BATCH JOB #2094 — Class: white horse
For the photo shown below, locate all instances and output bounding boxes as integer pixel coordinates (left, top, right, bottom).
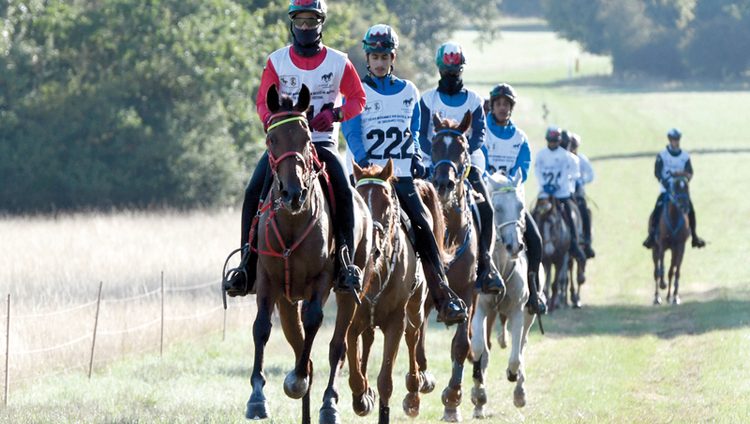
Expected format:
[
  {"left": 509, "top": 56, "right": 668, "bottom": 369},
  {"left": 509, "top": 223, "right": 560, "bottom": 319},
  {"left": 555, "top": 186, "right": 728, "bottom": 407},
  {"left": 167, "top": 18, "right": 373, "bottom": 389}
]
[{"left": 470, "top": 172, "right": 540, "bottom": 416}]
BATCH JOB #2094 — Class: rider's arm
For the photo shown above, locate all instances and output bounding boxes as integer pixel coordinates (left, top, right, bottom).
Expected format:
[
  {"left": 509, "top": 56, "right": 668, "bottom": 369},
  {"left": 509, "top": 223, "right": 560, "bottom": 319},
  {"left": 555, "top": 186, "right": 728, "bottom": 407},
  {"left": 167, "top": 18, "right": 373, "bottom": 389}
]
[
  {"left": 418, "top": 98, "right": 432, "bottom": 157},
  {"left": 511, "top": 141, "right": 531, "bottom": 182},
  {"left": 654, "top": 155, "right": 664, "bottom": 181},
  {"left": 410, "top": 99, "right": 422, "bottom": 156},
  {"left": 579, "top": 154, "right": 595, "bottom": 184},
  {"left": 341, "top": 111, "right": 367, "bottom": 164},
  {"left": 255, "top": 58, "right": 281, "bottom": 125},
  {"left": 684, "top": 158, "right": 694, "bottom": 180},
  {"left": 339, "top": 61, "right": 366, "bottom": 121},
  {"left": 467, "top": 104, "right": 486, "bottom": 154}
]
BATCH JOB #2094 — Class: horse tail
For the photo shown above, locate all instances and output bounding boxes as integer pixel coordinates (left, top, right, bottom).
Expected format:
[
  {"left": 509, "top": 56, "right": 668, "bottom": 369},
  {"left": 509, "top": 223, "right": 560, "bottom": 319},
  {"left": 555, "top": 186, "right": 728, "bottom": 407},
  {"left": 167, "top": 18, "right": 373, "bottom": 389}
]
[{"left": 416, "top": 180, "right": 455, "bottom": 264}]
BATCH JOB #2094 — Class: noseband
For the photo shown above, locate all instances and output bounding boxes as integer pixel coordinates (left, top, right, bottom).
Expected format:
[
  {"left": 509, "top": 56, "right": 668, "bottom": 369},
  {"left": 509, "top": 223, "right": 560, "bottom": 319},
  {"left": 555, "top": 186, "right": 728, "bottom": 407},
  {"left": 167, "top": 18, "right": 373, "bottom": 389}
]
[{"left": 265, "top": 111, "right": 317, "bottom": 179}]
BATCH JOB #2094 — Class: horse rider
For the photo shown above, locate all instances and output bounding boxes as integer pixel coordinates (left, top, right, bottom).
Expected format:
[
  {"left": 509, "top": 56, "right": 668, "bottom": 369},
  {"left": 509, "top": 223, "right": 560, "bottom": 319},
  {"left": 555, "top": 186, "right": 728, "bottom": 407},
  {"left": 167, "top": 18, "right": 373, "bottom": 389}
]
[
  {"left": 224, "top": 0, "right": 367, "bottom": 297},
  {"left": 535, "top": 127, "right": 587, "bottom": 261},
  {"left": 481, "top": 83, "right": 547, "bottom": 315},
  {"left": 643, "top": 128, "right": 706, "bottom": 249},
  {"left": 341, "top": 24, "right": 467, "bottom": 325},
  {"left": 566, "top": 132, "right": 596, "bottom": 259},
  {"left": 417, "top": 42, "right": 505, "bottom": 296}
]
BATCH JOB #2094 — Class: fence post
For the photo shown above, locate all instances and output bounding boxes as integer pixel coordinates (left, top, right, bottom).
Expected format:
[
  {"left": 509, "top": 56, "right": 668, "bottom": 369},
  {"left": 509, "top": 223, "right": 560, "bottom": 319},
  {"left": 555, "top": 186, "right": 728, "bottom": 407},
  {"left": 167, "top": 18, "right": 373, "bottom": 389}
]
[
  {"left": 160, "top": 271, "right": 164, "bottom": 357},
  {"left": 4, "top": 294, "right": 10, "bottom": 407},
  {"left": 88, "top": 282, "right": 103, "bottom": 379}
]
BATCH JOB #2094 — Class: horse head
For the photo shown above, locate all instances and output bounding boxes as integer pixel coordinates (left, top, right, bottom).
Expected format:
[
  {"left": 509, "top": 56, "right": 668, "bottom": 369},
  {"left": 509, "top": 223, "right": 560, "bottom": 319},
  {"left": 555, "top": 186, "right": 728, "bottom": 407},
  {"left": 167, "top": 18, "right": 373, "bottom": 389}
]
[
  {"left": 353, "top": 159, "right": 396, "bottom": 262},
  {"left": 487, "top": 171, "right": 526, "bottom": 258},
  {"left": 668, "top": 176, "right": 690, "bottom": 214},
  {"left": 430, "top": 111, "right": 472, "bottom": 202},
  {"left": 265, "top": 84, "right": 315, "bottom": 214}
]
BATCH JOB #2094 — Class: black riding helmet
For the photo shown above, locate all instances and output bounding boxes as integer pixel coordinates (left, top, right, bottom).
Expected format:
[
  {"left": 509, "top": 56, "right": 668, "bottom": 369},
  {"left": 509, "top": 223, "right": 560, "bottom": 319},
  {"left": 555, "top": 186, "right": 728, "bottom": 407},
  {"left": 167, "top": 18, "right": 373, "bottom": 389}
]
[
  {"left": 545, "top": 126, "right": 562, "bottom": 143},
  {"left": 560, "top": 129, "right": 571, "bottom": 149},
  {"left": 489, "top": 83, "right": 517, "bottom": 107}
]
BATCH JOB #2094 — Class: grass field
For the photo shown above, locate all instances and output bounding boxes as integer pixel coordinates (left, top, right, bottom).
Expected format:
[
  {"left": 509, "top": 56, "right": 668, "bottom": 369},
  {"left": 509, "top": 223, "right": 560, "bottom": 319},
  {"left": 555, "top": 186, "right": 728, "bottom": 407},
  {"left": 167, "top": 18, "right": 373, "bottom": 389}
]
[{"left": 3, "top": 19, "right": 750, "bottom": 423}]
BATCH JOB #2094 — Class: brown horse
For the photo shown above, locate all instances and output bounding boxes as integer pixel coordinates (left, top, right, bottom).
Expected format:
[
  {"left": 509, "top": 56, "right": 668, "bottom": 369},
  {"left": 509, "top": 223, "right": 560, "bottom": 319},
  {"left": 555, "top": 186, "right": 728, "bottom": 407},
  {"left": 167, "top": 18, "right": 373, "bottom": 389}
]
[
  {"left": 418, "top": 110, "right": 478, "bottom": 422},
  {"left": 651, "top": 176, "right": 690, "bottom": 305},
  {"left": 347, "top": 160, "right": 443, "bottom": 424},
  {"left": 245, "top": 84, "right": 372, "bottom": 424}
]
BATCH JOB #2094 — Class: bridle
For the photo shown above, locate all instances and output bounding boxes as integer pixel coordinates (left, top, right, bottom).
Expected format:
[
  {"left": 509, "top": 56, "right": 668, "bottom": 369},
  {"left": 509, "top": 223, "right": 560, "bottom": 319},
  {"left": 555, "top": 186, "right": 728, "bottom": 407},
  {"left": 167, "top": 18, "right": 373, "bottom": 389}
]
[
  {"left": 265, "top": 111, "right": 322, "bottom": 198},
  {"left": 492, "top": 185, "right": 526, "bottom": 242}
]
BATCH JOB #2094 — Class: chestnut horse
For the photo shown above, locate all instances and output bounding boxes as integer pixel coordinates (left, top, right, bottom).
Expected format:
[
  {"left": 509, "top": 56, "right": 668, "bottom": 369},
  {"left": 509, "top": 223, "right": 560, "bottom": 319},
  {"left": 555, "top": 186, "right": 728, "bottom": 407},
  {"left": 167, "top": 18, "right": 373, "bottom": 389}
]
[
  {"left": 418, "top": 111, "right": 478, "bottom": 422},
  {"left": 651, "top": 176, "right": 690, "bottom": 305},
  {"left": 245, "top": 84, "right": 372, "bottom": 424},
  {"left": 347, "top": 160, "right": 443, "bottom": 423}
]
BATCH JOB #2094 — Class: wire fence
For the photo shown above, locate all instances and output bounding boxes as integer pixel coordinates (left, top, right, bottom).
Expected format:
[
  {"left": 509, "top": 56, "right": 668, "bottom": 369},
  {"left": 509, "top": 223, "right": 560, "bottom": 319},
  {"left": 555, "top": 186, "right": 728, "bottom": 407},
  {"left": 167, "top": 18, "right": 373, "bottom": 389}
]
[{"left": 1, "top": 272, "right": 255, "bottom": 407}]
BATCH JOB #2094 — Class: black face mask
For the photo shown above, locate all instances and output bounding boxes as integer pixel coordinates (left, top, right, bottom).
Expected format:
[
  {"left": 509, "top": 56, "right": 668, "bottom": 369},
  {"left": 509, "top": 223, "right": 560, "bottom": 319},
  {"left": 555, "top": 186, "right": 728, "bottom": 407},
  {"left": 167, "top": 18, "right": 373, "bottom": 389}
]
[
  {"left": 291, "top": 23, "right": 322, "bottom": 57},
  {"left": 438, "top": 73, "right": 464, "bottom": 95}
]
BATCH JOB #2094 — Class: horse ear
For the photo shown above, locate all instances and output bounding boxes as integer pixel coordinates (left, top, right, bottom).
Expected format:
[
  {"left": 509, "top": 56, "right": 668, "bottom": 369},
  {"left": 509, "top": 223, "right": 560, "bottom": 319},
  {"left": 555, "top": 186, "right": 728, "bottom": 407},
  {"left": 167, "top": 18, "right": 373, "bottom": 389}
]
[
  {"left": 295, "top": 84, "right": 311, "bottom": 113},
  {"left": 381, "top": 159, "right": 394, "bottom": 180},
  {"left": 458, "top": 110, "right": 472, "bottom": 135},
  {"left": 352, "top": 160, "right": 363, "bottom": 182},
  {"left": 432, "top": 112, "right": 443, "bottom": 132},
  {"left": 267, "top": 85, "right": 280, "bottom": 114}
]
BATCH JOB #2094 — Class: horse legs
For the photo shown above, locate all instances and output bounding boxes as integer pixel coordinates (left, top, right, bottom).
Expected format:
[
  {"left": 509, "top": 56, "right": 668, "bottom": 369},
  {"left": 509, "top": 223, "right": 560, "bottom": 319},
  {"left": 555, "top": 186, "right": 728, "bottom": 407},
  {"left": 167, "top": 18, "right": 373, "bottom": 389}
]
[
  {"left": 653, "top": 247, "right": 664, "bottom": 305},
  {"left": 276, "top": 298, "right": 308, "bottom": 420},
  {"left": 506, "top": 307, "right": 527, "bottom": 408},
  {"left": 496, "top": 313, "right": 508, "bottom": 350},
  {"left": 347, "top": 321, "right": 375, "bottom": 417},
  {"left": 403, "top": 285, "right": 426, "bottom": 417},
  {"left": 415, "top": 300, "right": 436, "bottom": 394},
  {"left": 671, "top": 244, "right": 685, "bottom": 305},
  {"left": 246, "top": 288, "right": 274, "bottom": 420},
  {"left": 542, "top": 262, "right": 553, "bottom": 311},
  {"left": 442, "top": 315, "right": 471, "bottom": 422},
  {"left": 319, "top": 292, "right": 357, "bottom": 424},
  {"left": 376, "top": 317, "right": 406, "bottom": 424},
  {"left": 470, "top": 295, "right": 491, "bottom": 419}
]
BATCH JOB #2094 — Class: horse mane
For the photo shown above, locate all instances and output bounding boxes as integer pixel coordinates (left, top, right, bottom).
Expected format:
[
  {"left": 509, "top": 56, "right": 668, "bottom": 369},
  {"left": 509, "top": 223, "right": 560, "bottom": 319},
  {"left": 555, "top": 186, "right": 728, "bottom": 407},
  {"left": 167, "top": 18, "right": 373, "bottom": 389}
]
[
  {"left": 416, "top": 180, "right": 455, "bottom": 262},
  {"left": 277, "top": 95, "right": 295, "bottom": 112},
  {"left": 435, "top": 116, "right": 461, "bottom": 131}
]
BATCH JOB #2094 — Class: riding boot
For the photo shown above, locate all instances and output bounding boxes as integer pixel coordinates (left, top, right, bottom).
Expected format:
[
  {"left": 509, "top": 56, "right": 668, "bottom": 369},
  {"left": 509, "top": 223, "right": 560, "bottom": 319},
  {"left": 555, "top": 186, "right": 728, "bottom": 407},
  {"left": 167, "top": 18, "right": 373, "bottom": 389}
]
[
  {"left": 643, "top": 197, "right": 663, "bottom": 249},
  {"left": 688, "top": 202, "right": 706, "bottom": 248},
  {"left": 314, "top": 144, "right": 363, "bottom": 292},
  {"left": 561, "top": 199, "right": 586, "bottom": 261},
  {"left": 523, "top": 212, "right": 546, "bottom": 314},
  {"left": 576, "top": 196, "right": 595, "bottom": 258},
  {"left": 468, "top": 167, "right": 505, "bottom": 296},
  {"left": 526, "top": 271, "right": 547, "bottom": 315},
  {"left": 393, "top": 180, "right": 467, "bottom": 325},
  {"left": 224, "top": 153, "right": 271, "bottom": 297}
]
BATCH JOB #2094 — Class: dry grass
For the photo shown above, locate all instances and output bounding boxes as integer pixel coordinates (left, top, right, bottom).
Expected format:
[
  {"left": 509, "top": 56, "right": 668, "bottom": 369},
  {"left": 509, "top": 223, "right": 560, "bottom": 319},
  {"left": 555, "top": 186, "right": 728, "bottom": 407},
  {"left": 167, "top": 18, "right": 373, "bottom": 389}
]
[{"left": 0, "top": 208, "right": 255, "bottom": 386}]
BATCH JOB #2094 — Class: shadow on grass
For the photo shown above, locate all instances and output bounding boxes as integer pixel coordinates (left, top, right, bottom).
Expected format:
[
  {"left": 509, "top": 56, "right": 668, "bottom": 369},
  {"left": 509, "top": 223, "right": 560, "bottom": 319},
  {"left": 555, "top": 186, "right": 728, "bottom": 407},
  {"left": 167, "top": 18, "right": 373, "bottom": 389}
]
[{"left": 541, "top": 287, "right": 750, "bottom": 339}]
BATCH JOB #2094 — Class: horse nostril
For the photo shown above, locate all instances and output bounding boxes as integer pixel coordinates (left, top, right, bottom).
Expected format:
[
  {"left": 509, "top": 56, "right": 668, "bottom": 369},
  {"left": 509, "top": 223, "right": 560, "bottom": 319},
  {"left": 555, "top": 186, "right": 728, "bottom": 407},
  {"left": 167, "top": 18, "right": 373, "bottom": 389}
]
[
  {"left": 281, "top": 190, "right": 291, "bottom": 202},
  {"left": 506, "top": 243, "right": 513, "bottom": 252},
  {"left": 448, "top": 181, "right": 456, "bottom": 191}
]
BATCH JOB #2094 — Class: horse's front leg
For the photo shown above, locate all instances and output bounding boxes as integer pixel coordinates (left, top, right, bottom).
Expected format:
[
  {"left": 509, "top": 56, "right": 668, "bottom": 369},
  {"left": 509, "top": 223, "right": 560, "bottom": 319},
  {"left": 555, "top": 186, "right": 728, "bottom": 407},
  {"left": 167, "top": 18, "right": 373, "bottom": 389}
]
[
  {"left": 347, "top": 321, "right": 373, "bottom": 417},
  {"left": 403, "top": 284, "right": 426, "bottom": 418},
  {"left": 507, "top": 307, "right": 527, "bottom": 408},
  {"left": 246, "top": 277, "right": 275, "bottom": 420},
  {"left": 320, "top": 291, "right": 357, "bottom": 424},
  {"left": 416, "top": 298, "right": 436, "bottom": 395},
  {"left": 470, "top": 295, "right": 491, "bottom": 419},
  {"left": 652, "top": 246, "right": 663, "bottom": 305},
  {"left": 442, "top": 306, "right": 471, "bottom": 422},
  {"left": 377, "top": 314, "right": 406, "bottom": 424},
  {"left": 671, "top": 244, "right": 685, "bottom": 305}
]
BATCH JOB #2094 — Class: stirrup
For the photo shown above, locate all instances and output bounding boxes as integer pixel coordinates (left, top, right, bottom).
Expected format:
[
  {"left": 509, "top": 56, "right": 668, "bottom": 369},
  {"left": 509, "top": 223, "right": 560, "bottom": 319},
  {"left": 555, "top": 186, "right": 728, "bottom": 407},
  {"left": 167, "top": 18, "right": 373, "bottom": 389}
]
[
  {"left": 526, "top": 292, "right": 547, "bottom": 315},
  {"left": 436, "top": 297, "right": 467, "bottom": 326},
  {"left": 222, "top": 244, "right": 253, "bottom": 306}
]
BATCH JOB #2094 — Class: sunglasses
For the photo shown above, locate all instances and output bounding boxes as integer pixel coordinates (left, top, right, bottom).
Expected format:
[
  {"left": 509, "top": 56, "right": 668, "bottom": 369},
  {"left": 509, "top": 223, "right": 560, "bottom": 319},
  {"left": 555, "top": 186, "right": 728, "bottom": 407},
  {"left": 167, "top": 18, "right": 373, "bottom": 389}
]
[{"left": 292, "top": 17, "right": 322, "bottom": 28}]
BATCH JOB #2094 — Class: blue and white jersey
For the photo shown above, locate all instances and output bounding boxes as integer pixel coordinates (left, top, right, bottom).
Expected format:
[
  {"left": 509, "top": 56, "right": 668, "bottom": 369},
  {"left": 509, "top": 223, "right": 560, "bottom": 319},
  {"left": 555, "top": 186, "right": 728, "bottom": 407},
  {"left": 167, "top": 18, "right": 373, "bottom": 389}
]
[
  {"left": 342, "top": 75, "right": 421, "bottom": 177},
  {"left": 535, "top": 146, "right": 580, "bottom": 199},
  {"left": 482, "top": 117, "right": 531, "bottom": 182},
  {"left": 656, "top": 147, "right": 690, "bottom": 193},
  {"left": 575, "top": 152, "right": 595, "bottom": 196},
  {"left": 418, "top": 88, "right": 486, "bottom": 170}
]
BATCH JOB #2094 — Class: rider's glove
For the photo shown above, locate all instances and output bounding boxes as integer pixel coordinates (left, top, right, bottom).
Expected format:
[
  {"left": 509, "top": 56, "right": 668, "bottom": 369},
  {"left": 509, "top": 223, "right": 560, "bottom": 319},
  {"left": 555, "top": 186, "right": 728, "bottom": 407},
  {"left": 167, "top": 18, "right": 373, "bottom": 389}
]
[
  {"left": 411, "top": 154, "right": 427, "bottom": 179},
  {"left": 310, "top": 106, "right": 342, "bottom": 132}
]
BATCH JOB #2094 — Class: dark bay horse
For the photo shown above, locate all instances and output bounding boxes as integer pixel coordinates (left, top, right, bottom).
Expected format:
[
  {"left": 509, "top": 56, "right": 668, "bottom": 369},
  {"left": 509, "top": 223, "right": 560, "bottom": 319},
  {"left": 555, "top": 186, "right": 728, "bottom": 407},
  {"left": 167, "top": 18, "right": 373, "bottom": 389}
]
[
  {"left": 347, "top": 160, "right": 443, "bottom": 424},
  {"left": 245, "top": 84, "right": 372, "bottom": 424},
  {"left": 651, "top": 176, "right": 690, "bottom": 305},
  {"left": 531, "top": 196, "right": 586, "bottom": 312},
  {"left": 420, "top": 111, "right": 478, "bottom": 422}
]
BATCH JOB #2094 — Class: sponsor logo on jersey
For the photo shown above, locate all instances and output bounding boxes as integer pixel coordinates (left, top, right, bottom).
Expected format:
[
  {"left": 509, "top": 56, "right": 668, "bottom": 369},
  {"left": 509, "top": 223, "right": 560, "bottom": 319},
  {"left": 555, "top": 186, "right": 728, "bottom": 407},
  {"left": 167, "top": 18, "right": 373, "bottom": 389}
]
[
  {"left": 280, "top": 75, "right": 299, "bottom": 89},
  {"left": 321, "top": 72, "right": 334, "bottom": 84}
]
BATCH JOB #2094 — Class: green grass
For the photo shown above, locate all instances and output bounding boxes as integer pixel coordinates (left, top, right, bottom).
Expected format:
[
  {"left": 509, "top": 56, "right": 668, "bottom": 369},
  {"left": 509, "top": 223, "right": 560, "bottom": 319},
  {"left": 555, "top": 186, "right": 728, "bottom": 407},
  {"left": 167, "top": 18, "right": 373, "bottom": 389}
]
[{"left": 4, "top": 23, "right": 750, "bottom": 423}]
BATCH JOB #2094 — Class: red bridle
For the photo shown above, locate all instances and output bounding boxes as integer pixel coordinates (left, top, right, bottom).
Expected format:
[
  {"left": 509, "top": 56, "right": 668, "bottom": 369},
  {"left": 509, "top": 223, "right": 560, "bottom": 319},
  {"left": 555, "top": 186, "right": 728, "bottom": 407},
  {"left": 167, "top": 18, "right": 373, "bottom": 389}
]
[{"left": 265, "top": 111, "right": 317, "bottom": 176}]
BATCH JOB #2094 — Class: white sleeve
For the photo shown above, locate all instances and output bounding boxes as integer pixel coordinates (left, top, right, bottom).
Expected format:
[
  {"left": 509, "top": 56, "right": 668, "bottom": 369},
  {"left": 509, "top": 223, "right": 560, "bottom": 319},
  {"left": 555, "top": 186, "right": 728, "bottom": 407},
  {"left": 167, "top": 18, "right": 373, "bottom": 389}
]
[{"left": 579, "top": 154, "right": 595, "bottom": 184}]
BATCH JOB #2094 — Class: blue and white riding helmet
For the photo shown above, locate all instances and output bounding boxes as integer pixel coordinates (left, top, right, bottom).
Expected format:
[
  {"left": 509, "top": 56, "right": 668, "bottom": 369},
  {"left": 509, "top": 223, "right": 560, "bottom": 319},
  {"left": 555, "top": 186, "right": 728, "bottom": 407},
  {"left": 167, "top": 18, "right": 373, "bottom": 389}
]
[{"left": 667, "top": 128, "right": 682, "bottom": 140}]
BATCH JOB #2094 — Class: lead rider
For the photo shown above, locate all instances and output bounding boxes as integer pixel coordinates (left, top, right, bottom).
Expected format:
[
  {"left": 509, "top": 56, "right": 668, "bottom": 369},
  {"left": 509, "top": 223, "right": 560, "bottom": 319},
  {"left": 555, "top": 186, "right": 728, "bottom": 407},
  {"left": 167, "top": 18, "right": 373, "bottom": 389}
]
[
  {"left": 224, "top": 0, "right": 367, "bottom": 297},
  {"left": 342, "top": 24, "right": 467, "bottom": 325}
]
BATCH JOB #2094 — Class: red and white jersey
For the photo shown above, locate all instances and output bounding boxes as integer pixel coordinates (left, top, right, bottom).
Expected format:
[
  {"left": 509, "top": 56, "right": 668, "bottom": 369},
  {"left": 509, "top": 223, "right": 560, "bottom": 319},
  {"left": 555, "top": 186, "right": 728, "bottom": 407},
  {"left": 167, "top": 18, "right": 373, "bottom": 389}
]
[{"left": 268, "top": 46, "right": 349, "bottom": 143}]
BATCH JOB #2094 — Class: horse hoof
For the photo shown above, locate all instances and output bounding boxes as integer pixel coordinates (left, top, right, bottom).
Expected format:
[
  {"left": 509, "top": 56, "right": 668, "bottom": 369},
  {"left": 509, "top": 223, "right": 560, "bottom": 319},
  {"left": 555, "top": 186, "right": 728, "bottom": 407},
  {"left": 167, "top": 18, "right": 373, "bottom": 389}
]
[
  {"left": 653, "top": 297, "right": 662, "bottom": 305},
  {"left": 319, "top": 402, "right": 341, "bottom": 424},
  {"left": 513, "top": 386, "right": 526, "bottom": 408},
  {"left": 283, "top": 371, "right": 309, "bottom": 399},
  {"left": 352, "top": 387, "right": 376, "bottom": 417},
  {"left": 403, "top": 392, "right": 420, "bottom": 417},
  {"left": 419, "top": 371, "right": 436, "bottom": 394},
  {"left": 498, "top": 336, "right": 507, "bottom": 350},
  {"left": 573, "top": 301, "right": 582, "bottom": 309},
  {"left": 442, "top": 407, "right": 462, "bottom": 422},
  {"left": 506, "top": 368, "right": 518, "bottom": 383},
  {"left": 470, "top": 386, "right": 487, "bottom": 407},
  {"left": 473, "top": 406, "right": 487, "bottom": 419},
  {"left": 672, "top": 295, "right": 681, "bottom": 305},
  {"left": 245, "top": 400, "right": 269, "bottom": 420}
]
